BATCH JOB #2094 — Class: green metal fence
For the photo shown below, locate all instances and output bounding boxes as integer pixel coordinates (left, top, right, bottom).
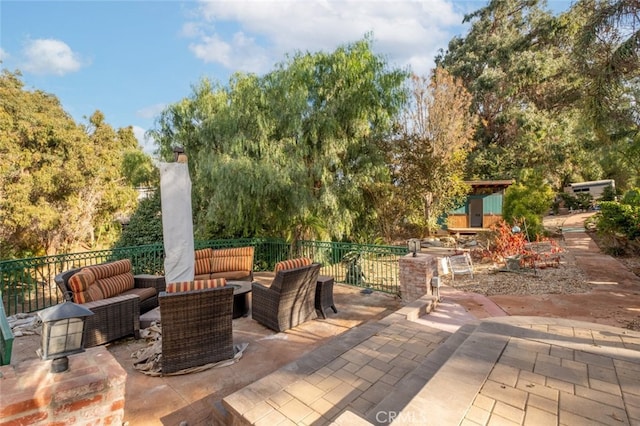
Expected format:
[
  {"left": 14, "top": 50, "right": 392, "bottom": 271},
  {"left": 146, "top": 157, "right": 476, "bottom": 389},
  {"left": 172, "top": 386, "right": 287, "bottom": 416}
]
[{"left": 0, "top": 239, "right": 407, "bottom": 316}]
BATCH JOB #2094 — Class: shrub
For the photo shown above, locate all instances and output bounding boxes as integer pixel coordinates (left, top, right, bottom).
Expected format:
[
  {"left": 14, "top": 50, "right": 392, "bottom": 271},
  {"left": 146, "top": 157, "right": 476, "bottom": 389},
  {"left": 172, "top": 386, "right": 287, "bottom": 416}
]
[
  {"left": 596, "top": 201, "right": 640, "bottom": 240},
  {"left": 592, "top": 188, "right": 640, "bottom": 256},
  {"left": 503, "top": 171, "right": 555, "bottom": 239},
  {"left": 559, "top": 192, "right": 592, "bottom": 211},
  {"left": 113, "top": 190, "right": 163, "bottom": 248}
]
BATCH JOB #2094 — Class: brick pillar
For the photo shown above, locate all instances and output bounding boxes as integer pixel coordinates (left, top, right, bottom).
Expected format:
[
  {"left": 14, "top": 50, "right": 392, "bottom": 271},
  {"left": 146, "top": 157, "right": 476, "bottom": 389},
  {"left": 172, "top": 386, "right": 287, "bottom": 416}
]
[
  {"left": 399, "top": 253, "right": 438, "bottom": 304},
  {"left": 0, "top": 346, "right": 126, "bottom": 425}
]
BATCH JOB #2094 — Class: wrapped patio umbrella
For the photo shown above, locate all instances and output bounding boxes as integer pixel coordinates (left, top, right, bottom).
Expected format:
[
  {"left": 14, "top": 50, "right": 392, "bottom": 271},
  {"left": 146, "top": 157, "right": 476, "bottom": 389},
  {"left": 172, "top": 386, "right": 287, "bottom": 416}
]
[{"left": 159, "top": 148, "right": 195, "bottom": 284}]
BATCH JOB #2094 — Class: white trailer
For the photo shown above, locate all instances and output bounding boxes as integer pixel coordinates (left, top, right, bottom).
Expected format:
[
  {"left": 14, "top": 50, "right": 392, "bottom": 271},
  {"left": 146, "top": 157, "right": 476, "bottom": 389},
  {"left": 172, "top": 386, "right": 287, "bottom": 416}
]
[{"left": 565, "top": 179, "right": 615, "bottom": 199}]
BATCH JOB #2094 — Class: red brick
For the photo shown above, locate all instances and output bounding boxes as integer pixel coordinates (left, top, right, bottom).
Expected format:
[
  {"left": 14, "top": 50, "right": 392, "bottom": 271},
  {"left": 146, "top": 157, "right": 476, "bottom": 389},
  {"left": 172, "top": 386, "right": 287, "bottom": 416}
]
[
  {"left": 54, "top": 394, "right": 103, "bottom": 417},
  {"left": 103, "top": 413, "right": 124, "bottom": 425},
  {"left": 0, "top": 410, "right": 48, "bottom": 426},
  {"left": 48, "top": 421, "right": 75, "bottom": 426},
  {"left": 52, "top": 373, "right": 106, "bottom": 403},
  {"left": 110, "top": 399, "right": 125, "bottom": 411},
  {"left": 0, "top": 388, "right": 52, "bottom": 417}
]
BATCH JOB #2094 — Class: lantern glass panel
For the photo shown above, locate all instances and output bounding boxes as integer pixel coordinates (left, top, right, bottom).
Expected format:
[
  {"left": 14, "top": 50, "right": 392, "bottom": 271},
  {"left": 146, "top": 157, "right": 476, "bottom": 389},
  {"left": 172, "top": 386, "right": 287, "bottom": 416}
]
[{"left": 47, "top": 318, "right": 84, "bottom": 356}]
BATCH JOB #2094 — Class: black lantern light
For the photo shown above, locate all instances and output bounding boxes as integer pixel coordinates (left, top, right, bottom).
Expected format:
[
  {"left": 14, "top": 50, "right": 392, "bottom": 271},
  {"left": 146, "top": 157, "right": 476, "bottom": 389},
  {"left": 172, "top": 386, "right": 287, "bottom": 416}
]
[
  {"left": 37, "top": 301, "right": 94, "bottom": 373},
  {"left": 407, "top": 239, "right": 420, "bottom": 257}
]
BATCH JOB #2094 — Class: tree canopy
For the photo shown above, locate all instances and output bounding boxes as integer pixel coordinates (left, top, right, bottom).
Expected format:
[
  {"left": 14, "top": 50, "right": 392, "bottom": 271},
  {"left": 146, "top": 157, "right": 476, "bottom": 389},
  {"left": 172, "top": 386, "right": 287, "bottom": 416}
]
[
  {"left": 150, "top": 37, "right": 408, "bottom": 242},
  {"left": 0, "top": 70, "right": 153, "bottom": 258},
  {"left": 390, "top": 68, "right": 477, "bottom": 236},
  {"left": 3, "top": 0, "right": 639, "bottom": 253},
  {"left": 436, "top": 0, "right": 638, "bottom": 190}
]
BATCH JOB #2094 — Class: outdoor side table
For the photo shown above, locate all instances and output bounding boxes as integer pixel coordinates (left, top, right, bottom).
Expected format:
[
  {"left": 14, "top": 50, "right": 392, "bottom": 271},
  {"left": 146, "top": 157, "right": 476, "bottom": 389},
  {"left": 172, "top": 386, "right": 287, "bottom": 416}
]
[{"left": 315, "top": 275, "right": 337, "bottom": 319}]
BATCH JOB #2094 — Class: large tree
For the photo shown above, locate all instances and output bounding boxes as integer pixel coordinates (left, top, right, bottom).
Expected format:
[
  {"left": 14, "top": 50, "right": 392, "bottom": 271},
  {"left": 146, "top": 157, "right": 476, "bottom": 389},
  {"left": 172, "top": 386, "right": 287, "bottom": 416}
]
[
  {"left": 573, "top": 0, "right": 640, "bottom": 184},
  {"left": 391, "top": 68, "right": 477, "bottom": 236},
  {"left": 150, "top": 37, "right": 407, "bottom": 242},
  {"left": 436, "top": 0, "right": 599, "bottom": 188},
  {"left": 0, "top": 70, "right": 143, "bottom": 258}
]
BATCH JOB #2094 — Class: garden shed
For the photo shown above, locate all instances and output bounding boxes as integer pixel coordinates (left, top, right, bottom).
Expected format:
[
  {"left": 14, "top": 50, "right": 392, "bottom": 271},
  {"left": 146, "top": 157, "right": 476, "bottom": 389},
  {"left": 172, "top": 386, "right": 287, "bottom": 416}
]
[{"left": 445, "top": 180, "right": 514, "bottom": 233}]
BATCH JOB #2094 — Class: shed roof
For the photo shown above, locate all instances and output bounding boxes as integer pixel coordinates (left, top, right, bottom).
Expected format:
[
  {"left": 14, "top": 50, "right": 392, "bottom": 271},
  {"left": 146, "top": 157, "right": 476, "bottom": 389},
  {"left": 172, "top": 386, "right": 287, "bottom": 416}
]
[{"left": 465, "top": 179, "right": 514, "bottom": 189}]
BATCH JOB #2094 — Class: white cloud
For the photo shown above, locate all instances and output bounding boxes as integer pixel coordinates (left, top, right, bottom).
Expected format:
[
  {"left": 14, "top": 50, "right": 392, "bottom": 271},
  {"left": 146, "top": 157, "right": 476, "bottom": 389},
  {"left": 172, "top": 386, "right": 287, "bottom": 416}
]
[
  {"left": 189, "top": 32, "right": 270, "bottom": 71},
  {"left": 21, "top": 39, "right": 84, "bottom": 76},
  {"left": 181, "top": 21, "right": 205, "bottom": 38},
  {"left": 132, "top": 125, "right": 157, "bottom": 156},
  {"left": 0, "top": 48, "right": 8, "bottom": 61},
  {"left": 136, "top": 103, "right": 167, "bottom": 120},
  {"left": 185, "top": 0, "right": 467, "bottom": 76}
]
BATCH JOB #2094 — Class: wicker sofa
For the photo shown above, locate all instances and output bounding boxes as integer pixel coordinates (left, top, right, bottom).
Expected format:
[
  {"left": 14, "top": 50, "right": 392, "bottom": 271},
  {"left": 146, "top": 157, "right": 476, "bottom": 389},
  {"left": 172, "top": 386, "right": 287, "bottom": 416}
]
[
  {"left": 251, "top": 262, "right": 321, "bottom": 332},
  {"left": 194, "top": 246, "right": 254, "bottom": 281},
  {"left": 159, "top": 279, "right": 234, "bottom": 374},
  {"left": 54, "top": 259, "right": 165, "bottom": 347}
]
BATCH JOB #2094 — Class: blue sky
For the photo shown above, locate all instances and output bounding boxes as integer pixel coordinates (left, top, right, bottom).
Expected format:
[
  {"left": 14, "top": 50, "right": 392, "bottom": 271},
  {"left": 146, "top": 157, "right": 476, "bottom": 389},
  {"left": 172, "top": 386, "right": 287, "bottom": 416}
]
[{"left": 1, "top": 1, "right": 572, "bottom": 155}]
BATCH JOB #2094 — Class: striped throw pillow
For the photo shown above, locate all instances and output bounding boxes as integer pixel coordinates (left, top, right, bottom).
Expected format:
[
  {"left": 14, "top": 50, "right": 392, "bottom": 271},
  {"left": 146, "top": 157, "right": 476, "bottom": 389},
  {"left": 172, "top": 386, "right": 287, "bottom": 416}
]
[
  {"left": 166, "top": 278, "right": 227, "bottom": 293},
  {"left": 68, "top": 270, "right": 104, "bottom": 303},
  {"left": 274, "top": 257, "right": 312, "bottom": 272},
  {"left": 84, "top": 259, "right": 132, "bottom": 279}
]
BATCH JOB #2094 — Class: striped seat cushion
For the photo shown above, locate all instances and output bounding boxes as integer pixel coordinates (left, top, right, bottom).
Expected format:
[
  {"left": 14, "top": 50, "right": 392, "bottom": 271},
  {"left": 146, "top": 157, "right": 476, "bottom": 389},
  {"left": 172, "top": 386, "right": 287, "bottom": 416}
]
[
  {"left": 194, "top": 248, "right": 214, "bottom": 275},
  {"left": 94, "top": 274, "right": 135, "bottom": 299},
  {"left": 83, "top": 259, "right": 135, "bottom": 299},
  {"left": 166, "top": 278, "right": 228, "bottom": 293},
  {"left": 68, "top": 269, "right": 104, "bottom": 304},
  {"left": 274, "top": 257, "right": 312, "bottom": 272},
  {"left": 210, "top": 247, "right": 254, "bottom": 273}
]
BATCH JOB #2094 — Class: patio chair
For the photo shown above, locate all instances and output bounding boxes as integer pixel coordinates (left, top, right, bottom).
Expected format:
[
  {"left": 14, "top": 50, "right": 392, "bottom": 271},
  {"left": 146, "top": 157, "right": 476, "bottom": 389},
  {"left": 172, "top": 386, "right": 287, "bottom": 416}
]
[
  {"left": 158, "top": 283, "right": 234, "bottom": 374},
  {"left": 251, "top": 263, "right": 321, "bottom": 332},
  {"left": 447, "top": 252, "right": 474, "bottom": 281}
]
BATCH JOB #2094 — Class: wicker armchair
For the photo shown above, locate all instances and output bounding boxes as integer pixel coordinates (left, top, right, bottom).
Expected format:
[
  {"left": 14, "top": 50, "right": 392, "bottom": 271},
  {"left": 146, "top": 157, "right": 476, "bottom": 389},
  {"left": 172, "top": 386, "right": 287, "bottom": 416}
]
[
  {"left": 159, "top": 286, "right": 234, "bottom": 374},
  {"left": 251, "top": 263, "right": 321, "bottom": 332}
]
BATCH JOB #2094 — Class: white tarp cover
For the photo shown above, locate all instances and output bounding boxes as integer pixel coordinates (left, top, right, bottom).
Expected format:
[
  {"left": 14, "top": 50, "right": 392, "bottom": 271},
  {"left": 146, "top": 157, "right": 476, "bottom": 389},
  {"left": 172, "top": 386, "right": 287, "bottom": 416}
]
[{"left": 160, "top": 162, "right": 194, "bottom": 284}]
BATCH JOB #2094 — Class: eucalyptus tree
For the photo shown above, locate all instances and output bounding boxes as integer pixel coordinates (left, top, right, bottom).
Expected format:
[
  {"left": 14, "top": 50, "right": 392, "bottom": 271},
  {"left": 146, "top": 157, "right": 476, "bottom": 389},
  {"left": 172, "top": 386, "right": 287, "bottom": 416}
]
[{"left": 151, "top": 38, "right": 407, "bottom": 242}]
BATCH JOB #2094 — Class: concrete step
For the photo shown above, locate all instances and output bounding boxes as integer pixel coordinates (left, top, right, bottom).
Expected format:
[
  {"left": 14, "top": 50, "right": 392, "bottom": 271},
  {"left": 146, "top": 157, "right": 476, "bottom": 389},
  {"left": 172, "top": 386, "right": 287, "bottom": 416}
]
[{"left": 365, "top": 322, "right": 478, "bottom": 425}]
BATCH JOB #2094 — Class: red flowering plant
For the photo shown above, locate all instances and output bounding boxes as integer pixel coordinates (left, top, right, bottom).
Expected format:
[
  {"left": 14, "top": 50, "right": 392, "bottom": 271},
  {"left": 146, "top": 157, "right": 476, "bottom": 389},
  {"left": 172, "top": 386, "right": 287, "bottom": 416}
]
[{"left": 472, "top": 220, "right": 563, "bottom": 269}]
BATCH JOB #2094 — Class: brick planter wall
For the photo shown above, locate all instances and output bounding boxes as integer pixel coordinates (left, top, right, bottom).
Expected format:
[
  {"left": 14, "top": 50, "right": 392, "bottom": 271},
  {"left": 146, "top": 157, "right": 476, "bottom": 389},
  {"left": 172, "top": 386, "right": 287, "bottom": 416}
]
[
  {"left": 399, "top": 253, "right": 438, "bottom": 303},
  {"left": 0, "top": 346, "right": 126, "bottom": 425}
]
